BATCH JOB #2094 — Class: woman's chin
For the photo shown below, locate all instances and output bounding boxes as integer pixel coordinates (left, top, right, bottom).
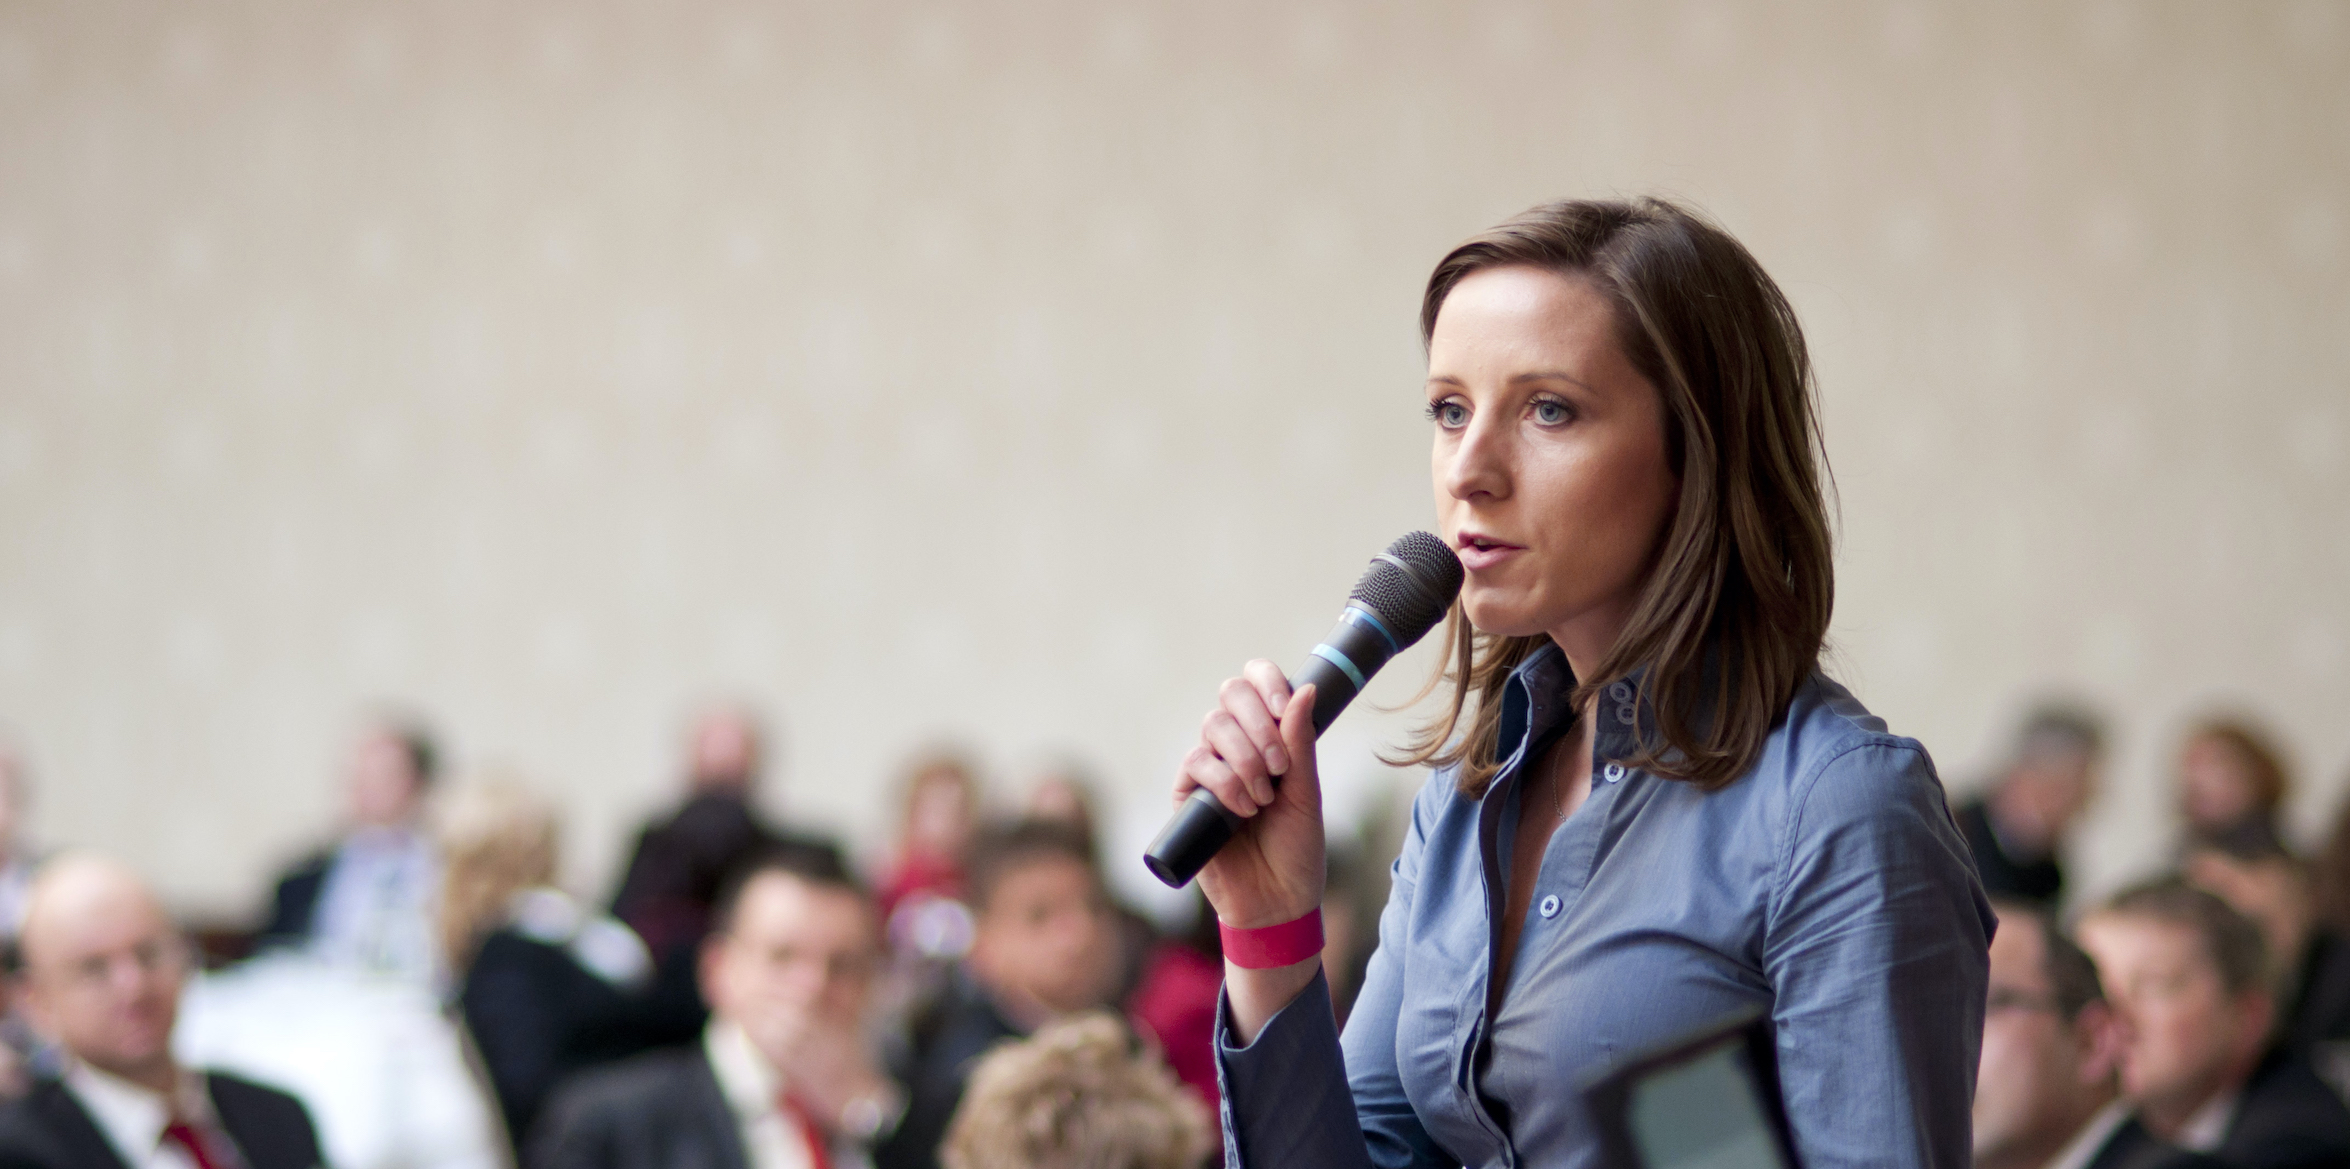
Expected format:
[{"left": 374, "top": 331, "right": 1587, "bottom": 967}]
[{"left": 1461, "top": 597, "right": 1553, "bottom": 641}]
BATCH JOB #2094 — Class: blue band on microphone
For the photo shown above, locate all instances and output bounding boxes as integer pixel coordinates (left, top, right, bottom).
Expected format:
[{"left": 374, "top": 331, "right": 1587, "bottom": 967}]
[
  {"left": 1340, "top": 605, "right": 1402, "bottom": 655},
  {"left": 1311, "top": 644, "right": 1368, "bottom": 691}
]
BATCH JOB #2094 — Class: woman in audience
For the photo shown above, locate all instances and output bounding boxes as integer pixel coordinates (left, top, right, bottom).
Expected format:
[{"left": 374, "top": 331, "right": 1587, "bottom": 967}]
[
  {"left": 2176, "top": 716, "right": 2293, "bottom": 852},
  {"left": 878, "top": 752, "right": 984, "bottom": 926},
  {"left": 941, "top": 1013, "right": 1210, "bottom": 1169},
  {"left": 438, "top": 774, "right": 658, "bottom": 1155}
]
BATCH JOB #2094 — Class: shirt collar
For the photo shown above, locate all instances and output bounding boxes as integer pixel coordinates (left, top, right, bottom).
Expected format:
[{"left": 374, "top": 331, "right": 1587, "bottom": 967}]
[
  {"left": 2043, "top": 1100, "right": 2134, "bottom": 1169},
  {"left": 62, "top": 1058, "right": 212, "bottom": 1162},
  {"left": 2174, "top": 1086, "right": 2240, "bottom": 1152},
  {"left": 1497, "top": 644, "right": 1657, "bottom": 777},
  {"left": 703, "top": 1019, "right": 783, "bottom": 1120}
]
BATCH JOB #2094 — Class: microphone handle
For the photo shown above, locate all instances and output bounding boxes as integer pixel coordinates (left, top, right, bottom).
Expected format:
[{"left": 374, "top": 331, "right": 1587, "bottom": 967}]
[{"left": 1142, "top": 605, "right": 1401, "bottom": 888}]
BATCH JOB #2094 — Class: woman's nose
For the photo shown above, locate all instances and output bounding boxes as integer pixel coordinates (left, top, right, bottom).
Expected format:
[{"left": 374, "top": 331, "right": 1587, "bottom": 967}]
[{"left": 1443, "top": 417, "right": 1510, "bottom": 502}]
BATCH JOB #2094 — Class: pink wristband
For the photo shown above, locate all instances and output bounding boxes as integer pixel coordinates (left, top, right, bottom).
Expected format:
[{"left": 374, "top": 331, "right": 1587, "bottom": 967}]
[{"left": 1220, "top": 907, "right": 1326, "bottom": 969}]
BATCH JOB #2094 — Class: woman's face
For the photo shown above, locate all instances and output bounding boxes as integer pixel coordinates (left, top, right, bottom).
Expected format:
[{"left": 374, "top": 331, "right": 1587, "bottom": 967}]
[
  {"left": 1427, "top": 266, "right": 1679, "bottom": 654},
  {"left": 2179, "top": 734, "right": 2258, "bottom": 830}
]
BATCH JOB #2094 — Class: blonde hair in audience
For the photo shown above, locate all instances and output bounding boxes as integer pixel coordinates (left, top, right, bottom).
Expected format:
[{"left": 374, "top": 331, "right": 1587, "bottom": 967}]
[
  {"left": 942, "top": 1013, "right": 1211, "bottom": 1169},
  {"left": 435, "top": 772, "right": 558, "bottom": 971}
]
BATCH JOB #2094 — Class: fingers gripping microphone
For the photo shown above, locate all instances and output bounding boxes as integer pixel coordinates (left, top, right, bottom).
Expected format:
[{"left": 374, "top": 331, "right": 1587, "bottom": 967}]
[{"left": 1143, "top": 532, "right": 1464, "bottom": 888}]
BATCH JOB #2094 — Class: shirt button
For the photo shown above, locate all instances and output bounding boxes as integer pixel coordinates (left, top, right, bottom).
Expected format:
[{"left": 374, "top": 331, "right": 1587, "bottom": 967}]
[
  {"left": 1538, "top": 894, "right": 1562, "bottom": 919},
  {"left": 1617, "top": 703, "right": 1637, "bottom": 725},
  {"left": 1602, "top": 762, "right": 1626, "bottom": 783},
  {"left": 1608, "top": 681, "right": 1633, "bottom": 702}
]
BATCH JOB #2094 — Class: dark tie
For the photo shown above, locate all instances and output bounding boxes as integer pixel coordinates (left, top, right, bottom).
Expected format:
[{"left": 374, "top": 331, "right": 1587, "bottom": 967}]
[
  {"left": 161, "top": 1119, "right": 230, "bottom": 1169},
  {"left": 777, "top": 1093, "right": 839, "bottom": 1169}
]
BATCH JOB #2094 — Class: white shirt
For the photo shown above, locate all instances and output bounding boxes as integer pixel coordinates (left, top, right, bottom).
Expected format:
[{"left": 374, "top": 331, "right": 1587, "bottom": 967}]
[
  {"left": 309, "top": 826, "right": 440, "bottom": 983},
  {"left": 2044, "top": 1100, "right": 2133, "bottom": 1169},
  {"left": 61, "top": 1061, "right": 235, "bottom": 1169},
  {"left": 704, "top": 1022, "right": 875, "bottom": 1169},
  {"left": 2174, "top": 1087, "right": 2241, "bottom": 1153}
]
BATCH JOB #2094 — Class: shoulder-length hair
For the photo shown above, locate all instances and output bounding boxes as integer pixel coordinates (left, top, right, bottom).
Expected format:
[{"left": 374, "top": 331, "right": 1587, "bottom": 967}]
[{"left": 1398, "top": 198, "right": 1834, "bottom": 796}]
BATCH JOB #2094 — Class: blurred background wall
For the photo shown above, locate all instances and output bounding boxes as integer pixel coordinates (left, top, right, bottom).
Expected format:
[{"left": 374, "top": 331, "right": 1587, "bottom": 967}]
[{"left": 0, "top": 0, "right": 2341, "bottom": 919}]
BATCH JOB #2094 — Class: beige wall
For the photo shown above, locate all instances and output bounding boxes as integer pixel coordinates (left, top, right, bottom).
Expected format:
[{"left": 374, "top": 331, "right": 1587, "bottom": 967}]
[{"left": 0, "top": 0, "right": 2343, "bottom": 919}]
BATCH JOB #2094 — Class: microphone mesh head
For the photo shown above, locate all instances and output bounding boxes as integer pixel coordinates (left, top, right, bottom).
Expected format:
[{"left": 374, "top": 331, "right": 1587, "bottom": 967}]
[{"left": 1347, "top": 531, "right": 1464, "bottom": 647}]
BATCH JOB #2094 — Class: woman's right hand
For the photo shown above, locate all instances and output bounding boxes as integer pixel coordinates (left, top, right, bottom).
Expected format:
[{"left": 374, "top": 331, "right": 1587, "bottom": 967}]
[{"left": 1175, "top": 660, "right": 1329, "bottom": 1038}]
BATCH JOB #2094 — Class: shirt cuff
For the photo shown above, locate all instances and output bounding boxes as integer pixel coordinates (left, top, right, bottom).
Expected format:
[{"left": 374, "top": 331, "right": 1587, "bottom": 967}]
[{"left": 1214, "top": 970, "right": 1356, "bottom": 1168}]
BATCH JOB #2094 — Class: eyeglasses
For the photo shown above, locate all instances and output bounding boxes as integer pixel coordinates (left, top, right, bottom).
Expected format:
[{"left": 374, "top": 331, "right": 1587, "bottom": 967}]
[
  {"left": 52, "top": 936, "right": 190, "bottom": 994},
  {"left": 1985, "top": 987, "right": 2063, "bottom": 1016}
]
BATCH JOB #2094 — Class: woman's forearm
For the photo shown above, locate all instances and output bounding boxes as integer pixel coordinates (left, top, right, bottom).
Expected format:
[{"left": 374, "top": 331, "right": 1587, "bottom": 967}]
[{"left": 1224, "top": 955, "right": 1322, "bottom": 1044}]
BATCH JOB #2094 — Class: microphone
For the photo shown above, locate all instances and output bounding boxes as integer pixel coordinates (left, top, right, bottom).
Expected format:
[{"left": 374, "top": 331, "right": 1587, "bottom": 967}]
[{"left": 1143, "top": 531, "right": 1464, "bottom": 889}]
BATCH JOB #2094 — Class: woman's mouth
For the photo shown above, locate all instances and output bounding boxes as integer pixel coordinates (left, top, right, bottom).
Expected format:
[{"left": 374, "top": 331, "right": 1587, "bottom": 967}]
[{"left": 1455, "top": 532, "right": 1524, "bottom": 571}]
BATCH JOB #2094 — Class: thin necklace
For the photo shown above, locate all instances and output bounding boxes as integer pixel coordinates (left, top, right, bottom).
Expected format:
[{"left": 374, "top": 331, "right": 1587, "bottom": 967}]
[{"left": 1549, "top": 739, "right": 1572, "bottom": 821}]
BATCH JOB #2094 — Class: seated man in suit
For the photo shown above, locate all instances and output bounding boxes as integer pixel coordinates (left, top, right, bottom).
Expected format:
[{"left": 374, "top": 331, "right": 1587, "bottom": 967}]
[
  {"left": 1974, "top": 899, "right": 2216, "bottom": 1169},
  {"left": 876, "top": 821, "right": 1122, "bottom": 1169},
  {"left": 1953, "top": 705, "right": 2104, "bottom": 907},
  {"left": 2079, "top": 879, "right": 2350, "bottom": 1169},
  {"left": 530, "top": 843, "right": 905, "bottom": 1169},
  {"left": 260, "top": 717, "right": 442, "bottom": 983},
  {"left": 0, "top": 853, "right": 323, "bottom": 1169}
]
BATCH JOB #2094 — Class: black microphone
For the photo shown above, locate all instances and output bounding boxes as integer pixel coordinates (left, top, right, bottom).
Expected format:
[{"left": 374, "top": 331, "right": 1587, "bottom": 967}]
[{"left": 1143, "top": 531, "right": 1464, "bottom": 889}]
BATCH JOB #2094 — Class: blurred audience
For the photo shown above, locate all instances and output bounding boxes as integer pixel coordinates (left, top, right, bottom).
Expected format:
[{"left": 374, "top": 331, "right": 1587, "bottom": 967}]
[
  {"left": 1972, "top": 899, "right": 2215, "bottom": 1169},
  {"left": 1020, "top": 765, "right": 1099, "bottom": 856},
  {"left": 1123, "top": 894, "right": 1221, "bottom": 1129},
  {"left": 939, "top": 1013, "right": 1209, "bottom": 1169},
  {"left": 0, "top": 853, "right": 323, "bottom": 1169},
  {"left": 611, "top": 706, "right": 790, "bottom": 966},
  {"left": 877, "top": 754, "right": 982, "bottom": 932},
  {"left": 2077, "top": 880, "right": 2350, "bottom": 1169},
  {"left": 260, "top": 717, "right": 443, "bottom": 982},
  {"left": 440, "top": 774, "right": 659, "bottom": 1154},
  {"left": 877, "top": 820, "right": 1119, "bottom": 1169},
  {"left": 2176, "top": 717, "right": 2291, "bottom": 855},
  {"left": 0, "top": 745, "right": 39, "bottom": 942},
  {"left": 2182, "top": 834, "right": 2350, "bottom": 1065},
  {"left": 1953, "top": 704, "right": 2105, "bottom": 908},
  {"left": 533, "top": 843, "right": 904, "bottom": 1169}
]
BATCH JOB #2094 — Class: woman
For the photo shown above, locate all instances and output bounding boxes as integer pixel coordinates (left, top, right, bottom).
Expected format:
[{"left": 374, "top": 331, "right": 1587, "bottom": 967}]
[
  {"left": 1175, "top": 198, "right": 1993, "bottom": 1168},
  {"left": 438, "top": 774, "right": 658, "bottom": 1155},
  {"left": 2175, "top": 715, "right": 2291, "bottom": 852}
]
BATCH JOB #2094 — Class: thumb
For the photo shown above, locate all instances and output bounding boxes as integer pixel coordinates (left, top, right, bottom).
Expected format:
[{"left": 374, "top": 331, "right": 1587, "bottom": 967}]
[{"left": 1278, "top": 684, "right": 1321, "bottom": 811}]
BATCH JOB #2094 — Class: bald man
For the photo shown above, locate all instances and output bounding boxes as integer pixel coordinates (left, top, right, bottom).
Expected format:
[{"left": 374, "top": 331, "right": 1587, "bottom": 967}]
[{"left": 0, "top": 854, "right": 323, "bottom": 1169}]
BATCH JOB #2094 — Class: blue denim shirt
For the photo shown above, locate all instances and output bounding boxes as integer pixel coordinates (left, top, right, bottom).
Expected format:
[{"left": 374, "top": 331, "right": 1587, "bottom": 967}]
[{"left": 1216, "top": 645, "right": 1993, "bottom": 1169}]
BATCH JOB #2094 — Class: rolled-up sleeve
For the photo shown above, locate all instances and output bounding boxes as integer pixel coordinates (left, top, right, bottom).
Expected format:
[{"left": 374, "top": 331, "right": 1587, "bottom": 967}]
[{"left": 1764, "top": 740, "right": 1994, "bottom": 1169}]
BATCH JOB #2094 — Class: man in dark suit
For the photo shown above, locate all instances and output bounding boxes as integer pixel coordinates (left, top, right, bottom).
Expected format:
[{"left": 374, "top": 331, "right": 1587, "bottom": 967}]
[
  {"left": 1953, "top": 705, "right": 2104, "bottom": 908},
  {"left": 2080, "top": 880, "right": 2350, "bottom": 1169},
  {"left": 258, "top": 718, "right": 442, "bottom": 983},
  {"left": 1974, "top": 900, "right": 2218, "bottom": 1169},
  {"left": 0, "top": 853, "right": 323, "bottom": 1169},
  {"left": 530, "top": 844, "right": 903, "bottom": 1169},
  {"left": 874, "top": 821, "right": 1122, "bottom": 1169}
]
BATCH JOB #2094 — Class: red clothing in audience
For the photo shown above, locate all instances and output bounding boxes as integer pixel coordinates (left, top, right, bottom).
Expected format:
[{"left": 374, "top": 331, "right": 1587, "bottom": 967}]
[{"left": 1126, "top": 941, "right": 1223, "bottom": 1119}]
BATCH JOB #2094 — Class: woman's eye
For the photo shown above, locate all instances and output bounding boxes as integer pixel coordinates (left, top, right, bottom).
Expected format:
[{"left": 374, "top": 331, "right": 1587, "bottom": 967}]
[
  {"left": 1426, "top": 401, "right": 1469, "bottom": 428},
  {"left": 1531, "top": 399, "right": 1571, "bottom": 425}
]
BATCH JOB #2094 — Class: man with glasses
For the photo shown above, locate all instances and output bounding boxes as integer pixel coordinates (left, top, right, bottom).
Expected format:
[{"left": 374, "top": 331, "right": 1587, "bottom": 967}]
[
  {"left": 1974, "top": 899, "right": 2215, "bottom": 1169},
  {"left": 0, "top": 853, "right": 323, "bottom": 1169}
]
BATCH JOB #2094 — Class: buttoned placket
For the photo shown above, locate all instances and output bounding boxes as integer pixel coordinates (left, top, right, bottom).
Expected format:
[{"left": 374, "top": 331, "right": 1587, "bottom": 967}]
[{"left": 1458, "top": 649, "right": 1647, "bottom": 1166}]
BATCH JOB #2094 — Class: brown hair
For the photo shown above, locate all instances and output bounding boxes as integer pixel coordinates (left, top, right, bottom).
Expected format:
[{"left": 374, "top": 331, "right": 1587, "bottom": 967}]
[
  {"left": 2093, "top": 878, "right": 2270, "bottom": 996},
  {"left": 1400, "top": 198, "right": 1834, "bottom": 795},
  {"left": 965, "top": 819, "right": 1101, "bottom": 914},
  {"left": 1989, "top": 899, "right": 2106, "bottom": 1021},
  {"left": 2183, "top": 716, "right": 2291, "bottom": 819},
  {"left": 2315, "top": 769, "right": 2350, "bottom": 933},
  {"left": 941, "top": 1012, "right": 1210, "bottom": 1169}
]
